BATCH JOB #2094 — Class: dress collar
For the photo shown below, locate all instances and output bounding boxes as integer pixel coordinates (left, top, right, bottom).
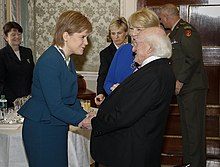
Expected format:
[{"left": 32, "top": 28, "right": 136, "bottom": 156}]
[{"left": 54, "top": 45, "right": 70, "bottom": 65}]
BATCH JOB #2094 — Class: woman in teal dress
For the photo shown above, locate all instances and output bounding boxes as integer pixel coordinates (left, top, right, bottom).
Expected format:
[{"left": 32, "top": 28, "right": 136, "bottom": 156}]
[{"left": 18, "top": 10, "right": 93, "bottom": 167}]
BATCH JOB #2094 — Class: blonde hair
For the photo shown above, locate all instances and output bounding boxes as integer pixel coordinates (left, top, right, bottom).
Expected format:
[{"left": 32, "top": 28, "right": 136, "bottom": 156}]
[
  {"left": 109, "top": 17, "right": 128, "bottom": 32},
  {"left": 52, "top": 10, "right": 92, "bottom": 47},
  {"left": 128, "top": 8, "right": 160, "bottom": 28}
]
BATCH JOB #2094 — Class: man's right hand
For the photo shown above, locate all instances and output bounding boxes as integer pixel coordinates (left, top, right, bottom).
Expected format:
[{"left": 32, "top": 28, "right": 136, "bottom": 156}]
[{"left": 95, "top": 94, "right": 105, "bottom": 106}]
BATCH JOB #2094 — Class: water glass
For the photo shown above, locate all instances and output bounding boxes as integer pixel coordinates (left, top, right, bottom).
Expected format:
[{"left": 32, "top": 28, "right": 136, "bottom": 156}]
[{"left": 80, "top": 99, "right": 91, "bottom": 113}]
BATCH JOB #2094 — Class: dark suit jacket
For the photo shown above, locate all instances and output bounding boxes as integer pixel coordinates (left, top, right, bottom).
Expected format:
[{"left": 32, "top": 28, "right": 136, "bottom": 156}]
[
  {"left": 91, "top": 58, "right": 175, "bottom": 167},
  {"left": 169, "top": 19, "right": 208, "bottom": 94},
  {"left": 18, "top": 46, "right": 87, "bottom": 125},
  {"left": 0, "top": 44, "right": 34, "bottom": 107},
  {"left": 97, "top": 43, "right": 117, "bottom": 96}
]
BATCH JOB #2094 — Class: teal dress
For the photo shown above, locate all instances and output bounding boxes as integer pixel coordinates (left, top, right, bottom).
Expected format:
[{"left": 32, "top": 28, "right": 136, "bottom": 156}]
[{"left": 18, "top": 46, "right": 87, "bottom": 167}]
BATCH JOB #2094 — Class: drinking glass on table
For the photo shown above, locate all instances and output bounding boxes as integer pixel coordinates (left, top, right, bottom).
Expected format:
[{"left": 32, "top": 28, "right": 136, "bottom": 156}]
[
  {"left": 80, "top": 99, "right": 91, "bottom": 113},
  {"left": 85, "top": 100, "right": 91, "bottom": 112},
  {"left": 4, "top": 107, "right": 16, "bottom": 124}
]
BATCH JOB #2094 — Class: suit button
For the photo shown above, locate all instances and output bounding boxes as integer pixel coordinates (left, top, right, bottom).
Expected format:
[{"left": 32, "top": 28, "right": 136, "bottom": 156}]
[{"left": 95, "top": 131, "right": 102, "bottom": 135}]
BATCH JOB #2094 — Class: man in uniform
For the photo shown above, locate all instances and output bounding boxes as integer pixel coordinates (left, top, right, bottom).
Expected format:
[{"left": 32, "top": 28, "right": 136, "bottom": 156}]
[{"left": 159, "top": 3, "right": 208, "bottom": 167}]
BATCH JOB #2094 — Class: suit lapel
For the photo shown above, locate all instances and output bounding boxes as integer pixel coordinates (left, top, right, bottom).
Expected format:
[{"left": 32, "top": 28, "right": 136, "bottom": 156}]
[
  {"left": 53, "top": 46, "right": 74, "bottom": 74},
  {"left": 19, "top": 47, "right": 26, "bottom": 62},
  {"left": 109, "top": 43, "right": 117, "bottom": 59},
  {"left": 69, "top": 58, "right": 76, "bottom": 75},
  {"left": 19, "top": 47, "right": 30, "bottom": 64},
  {"left": 6, "top": 45, "right": 21, "bottom": 64},
  {"left": 109, "top": 43, "right": 117, "bottom": 53}
]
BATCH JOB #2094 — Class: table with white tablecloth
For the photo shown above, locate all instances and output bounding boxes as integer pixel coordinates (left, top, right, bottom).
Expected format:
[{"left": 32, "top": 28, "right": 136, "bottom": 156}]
[{"left": 0, "top": 124, "right": 93, "bottom": 167}]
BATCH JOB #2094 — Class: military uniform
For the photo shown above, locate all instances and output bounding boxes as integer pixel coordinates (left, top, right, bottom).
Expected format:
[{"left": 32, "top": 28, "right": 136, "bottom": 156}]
[{"left": 169, "top": 19, "right": 208, "bottom": 167}]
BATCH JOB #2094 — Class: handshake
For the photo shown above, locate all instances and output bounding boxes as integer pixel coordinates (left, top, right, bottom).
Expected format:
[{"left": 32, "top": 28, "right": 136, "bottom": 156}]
[{"left": 78, "top": 111, "right": 96, "bottom": 129}]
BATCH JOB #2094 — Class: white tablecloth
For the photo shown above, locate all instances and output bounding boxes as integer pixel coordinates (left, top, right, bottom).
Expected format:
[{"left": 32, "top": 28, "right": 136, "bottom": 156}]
[{"left": 0, "top": 124, "right": 93, "bottom": 167}]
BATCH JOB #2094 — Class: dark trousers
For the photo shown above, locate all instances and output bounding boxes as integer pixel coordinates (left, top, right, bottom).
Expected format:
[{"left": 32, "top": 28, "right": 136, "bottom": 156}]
[{"left": 177, "top": 89, "right": 207, "bottom": 167}]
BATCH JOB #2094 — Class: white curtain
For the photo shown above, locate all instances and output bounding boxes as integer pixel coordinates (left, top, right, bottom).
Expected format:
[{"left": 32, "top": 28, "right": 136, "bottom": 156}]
[{"left": 0, "top": 0, "right": 6, "bottom": 48}]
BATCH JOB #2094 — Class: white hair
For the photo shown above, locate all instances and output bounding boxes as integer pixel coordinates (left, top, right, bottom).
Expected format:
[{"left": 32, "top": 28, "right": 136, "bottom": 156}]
[{"left": 143, "top": 28, "right": 172, "bottom": 58}]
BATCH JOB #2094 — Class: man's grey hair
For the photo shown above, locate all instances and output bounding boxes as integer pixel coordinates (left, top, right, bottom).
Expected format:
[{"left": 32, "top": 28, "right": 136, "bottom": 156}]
[{"left": 160, "top": 4, "right": 179, "bottom": 17}]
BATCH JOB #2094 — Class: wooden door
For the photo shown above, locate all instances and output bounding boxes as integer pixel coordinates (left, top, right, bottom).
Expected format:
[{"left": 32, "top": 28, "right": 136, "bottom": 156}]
[{"left": 137, "top": 0, "right": 220, "bottom": 166}]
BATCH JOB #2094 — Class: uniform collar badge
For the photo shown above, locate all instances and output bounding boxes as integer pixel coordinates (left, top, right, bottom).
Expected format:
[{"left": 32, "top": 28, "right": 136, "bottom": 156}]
[
  {"left": 171, "top": 39, "right": 179, "bottom": 44},
  {"left": 185, "top": 29, "right": 192, "bottom": 37}
]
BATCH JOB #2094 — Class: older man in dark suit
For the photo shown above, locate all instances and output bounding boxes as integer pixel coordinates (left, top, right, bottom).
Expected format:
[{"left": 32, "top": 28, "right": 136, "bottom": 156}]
[
  {"left": 159, "top": 4, "right": 208, "bottom": 167},
  {"left": 90, "top": 27, "right": 175, "bottom": 167}
]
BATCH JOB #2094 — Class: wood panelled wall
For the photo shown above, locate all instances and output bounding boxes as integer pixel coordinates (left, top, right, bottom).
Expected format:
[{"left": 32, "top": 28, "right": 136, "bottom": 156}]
[{"left": 137, "top": 0, "right": 220, "bottom": 166}]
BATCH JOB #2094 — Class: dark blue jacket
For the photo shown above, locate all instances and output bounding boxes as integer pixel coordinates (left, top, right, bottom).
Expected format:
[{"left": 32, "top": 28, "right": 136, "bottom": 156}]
[{"left": 18, "top": 46, "right": 86, "bottom": 125}]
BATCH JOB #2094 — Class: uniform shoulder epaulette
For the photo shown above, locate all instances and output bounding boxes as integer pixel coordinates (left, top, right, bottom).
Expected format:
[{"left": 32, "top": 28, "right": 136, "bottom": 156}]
[
  {"left": 179, "top": 21, "right": 187, "bottom": 26},
  {"left": 183, "top": 25, "right": 192, "bottom": 30},
  {"left": 179, "top": 21, "right": 192, "bottom": 29}
]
